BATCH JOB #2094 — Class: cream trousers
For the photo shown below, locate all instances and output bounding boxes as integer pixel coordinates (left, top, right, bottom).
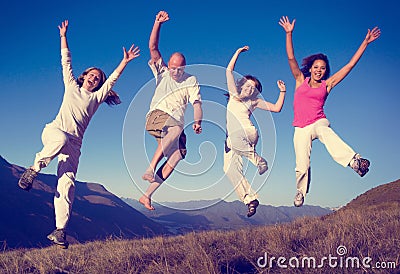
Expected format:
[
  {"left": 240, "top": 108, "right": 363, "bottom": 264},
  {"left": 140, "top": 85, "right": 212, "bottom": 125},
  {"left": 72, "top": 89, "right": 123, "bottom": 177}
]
[
  {"left": 223, "top": 127, "right": 260, "bottom": 204},
  {"left": 294, "top": 118, "right": 356, "bottom": 196},
  {"left": 33, "top": 125, "right": 81, "bottom": 229}
]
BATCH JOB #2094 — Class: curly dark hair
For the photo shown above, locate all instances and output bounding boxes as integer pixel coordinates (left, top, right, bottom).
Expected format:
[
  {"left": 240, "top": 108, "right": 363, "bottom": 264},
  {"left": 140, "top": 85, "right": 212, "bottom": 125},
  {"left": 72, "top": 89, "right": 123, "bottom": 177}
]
[
  {"left": 300, "top": 53, "right": 331, "bottom": 80},
  {"left": 77, "top": 67, "right": 121, "bottom": 106}
]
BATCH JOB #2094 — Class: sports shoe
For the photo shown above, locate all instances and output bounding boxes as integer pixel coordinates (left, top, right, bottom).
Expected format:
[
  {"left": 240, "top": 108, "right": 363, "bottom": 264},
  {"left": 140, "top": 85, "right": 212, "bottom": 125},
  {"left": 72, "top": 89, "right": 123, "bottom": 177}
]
[
  {"left": 350, "top": 154, "right": 370, "bottom": 177},
  {"left": 247, "top": 199, "right": 259, "bottom": 218},
  {"left": 47, "top": 229, "right": 69, "bottom": 249},
  {"left": 18, "top": 167, "right": 38, "bottom": 191},
  {"left": 257, "top": 157, "right": 268, "bottom": 175},
  {"left": 294, "top": 190, "right": 304, "bottom": 207}
]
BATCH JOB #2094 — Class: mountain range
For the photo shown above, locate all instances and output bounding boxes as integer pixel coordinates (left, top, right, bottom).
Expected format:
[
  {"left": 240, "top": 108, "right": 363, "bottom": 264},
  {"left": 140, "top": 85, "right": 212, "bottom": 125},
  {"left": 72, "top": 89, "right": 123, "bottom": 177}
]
[
  {"left": 0, "top": 155, "right": 164, "bottom": 249},
  {"left": 123, "top": 198, "right": 332, "bottom": 234},
  {"left": 0, "top": 155, "right": 331, "bottom": 249}
]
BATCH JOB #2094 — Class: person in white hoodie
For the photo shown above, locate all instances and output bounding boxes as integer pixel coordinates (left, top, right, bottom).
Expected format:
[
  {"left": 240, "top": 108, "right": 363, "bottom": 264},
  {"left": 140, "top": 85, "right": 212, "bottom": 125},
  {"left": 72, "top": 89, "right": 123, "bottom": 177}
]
[{"left": 18, "top": 20, "right": 140, "bottom": 248}]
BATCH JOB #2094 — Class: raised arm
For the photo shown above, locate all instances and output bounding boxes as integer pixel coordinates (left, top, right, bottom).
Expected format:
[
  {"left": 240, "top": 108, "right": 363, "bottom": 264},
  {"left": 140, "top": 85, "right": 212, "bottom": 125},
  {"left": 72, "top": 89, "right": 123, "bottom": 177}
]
[
  {"left": 326, "top": 27, "right": 381, "bottom": 92},
  {"left": 255, "top": 80, "right": 286, "bottom": 112},
  {"left": 58, "top": 20, "right": 69, "bottom": 50},
  {"left": 279, "top": 16, "right": 303, "bottom": 86},
  {"left": 114, "top": 44, "right": 140, "bottom": 75},
  {"left": 226, "top": 46, "right": 249, "bottom": 97},
  {"left": 149, "top": 11, "right": 169, "bottom": 64}
]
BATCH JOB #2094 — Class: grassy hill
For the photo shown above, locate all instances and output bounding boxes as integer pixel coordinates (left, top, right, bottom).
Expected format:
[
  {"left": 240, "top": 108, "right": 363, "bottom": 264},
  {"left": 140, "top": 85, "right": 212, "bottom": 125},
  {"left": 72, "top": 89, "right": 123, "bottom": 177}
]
[{"left": 0, "top": 179, "right": 399, "bottom": 273}]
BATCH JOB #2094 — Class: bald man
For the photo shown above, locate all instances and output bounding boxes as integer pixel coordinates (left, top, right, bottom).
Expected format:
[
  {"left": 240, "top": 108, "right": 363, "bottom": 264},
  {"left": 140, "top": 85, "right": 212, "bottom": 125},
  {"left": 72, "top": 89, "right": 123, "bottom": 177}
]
[{"left": 139, "top": 11, "right": 203, "bottom": 210}]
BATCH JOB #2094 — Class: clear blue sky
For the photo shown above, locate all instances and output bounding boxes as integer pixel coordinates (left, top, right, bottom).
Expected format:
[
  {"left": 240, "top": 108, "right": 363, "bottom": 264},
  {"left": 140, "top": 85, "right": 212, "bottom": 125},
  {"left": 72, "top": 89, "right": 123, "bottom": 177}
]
[{"left": 1, "top": 0, "right": 399, "bottom": 208}]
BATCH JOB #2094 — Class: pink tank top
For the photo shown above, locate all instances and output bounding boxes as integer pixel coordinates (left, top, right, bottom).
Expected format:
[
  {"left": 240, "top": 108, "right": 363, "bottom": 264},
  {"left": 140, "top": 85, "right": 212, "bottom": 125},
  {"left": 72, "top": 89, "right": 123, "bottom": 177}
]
[{"left": 293, "top": 77, "right": 328, "bottom": 128}]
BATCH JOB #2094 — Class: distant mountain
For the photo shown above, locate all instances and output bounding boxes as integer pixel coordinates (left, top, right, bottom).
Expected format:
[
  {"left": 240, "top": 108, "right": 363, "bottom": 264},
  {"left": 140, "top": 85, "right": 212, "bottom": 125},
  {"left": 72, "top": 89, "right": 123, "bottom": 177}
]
[
  {"left": 122, "top": 197, "right": 332, "bottom": 234},
  {"left": 0, "top": 155, "right": 164, "bottom": 249}
]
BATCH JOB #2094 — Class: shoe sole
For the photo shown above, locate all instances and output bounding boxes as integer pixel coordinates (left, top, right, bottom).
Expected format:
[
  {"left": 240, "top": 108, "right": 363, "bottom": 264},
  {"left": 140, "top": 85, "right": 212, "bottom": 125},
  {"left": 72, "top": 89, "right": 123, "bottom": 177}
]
[
  {"left": 294, "top": 202, "right": 304, "bottom": 207},
  {"left": 18, "top": 169, "right": 36, "bottom": 191},
  {"left": 56, "top": 242, "right": 69, "bottom": 249},
  {"left": 247, "top": 200, "right": 259, "bottom": 217},
  {"left": 50, "top": 240, "right": 69, "bottom": 249},
  {"left": 356, "top": 159, "right": 370, "bottom": 177},
  {"left": 247, "top": 208, "right": 258, "bottom": 217},
  {"left": 258, "top": 167, "right": 268, "bottom": 176},
  {"left": 358, "top": 168, "right": 369, "bottom": 177},
  {"left": 18, "top": 179, "right": 33, "bottom": 191},
  {"left": 294, "top": 196, "right": 304, "bottom": 207},
  {"left": 47, "top": 235, "right": 69, "bottom": 249}
]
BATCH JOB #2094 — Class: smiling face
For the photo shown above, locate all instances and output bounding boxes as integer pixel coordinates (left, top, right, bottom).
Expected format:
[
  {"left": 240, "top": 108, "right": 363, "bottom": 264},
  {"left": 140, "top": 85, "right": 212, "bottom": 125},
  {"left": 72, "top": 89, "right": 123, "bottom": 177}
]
[
  {"left": 240, "top": 79, "right": 258, "bottom": 99},
  {"left": 309, "top": 59, "right": 327, "bottom": 82},
  {"left": 82, "top": 69, "right": 102, "bottom": 92}
]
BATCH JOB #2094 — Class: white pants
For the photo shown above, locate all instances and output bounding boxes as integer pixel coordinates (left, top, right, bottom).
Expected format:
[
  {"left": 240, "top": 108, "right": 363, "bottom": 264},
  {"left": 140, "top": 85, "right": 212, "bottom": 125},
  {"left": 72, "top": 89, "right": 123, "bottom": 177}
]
[
  {"left": 33, "top": 125, "right": 81, "bottom": 229},
  {"left": 294, "top": 118, "right": 356, "bottom": 196},
  {"left": 223, "top": 127, "right": 260, "bottom": 204}
]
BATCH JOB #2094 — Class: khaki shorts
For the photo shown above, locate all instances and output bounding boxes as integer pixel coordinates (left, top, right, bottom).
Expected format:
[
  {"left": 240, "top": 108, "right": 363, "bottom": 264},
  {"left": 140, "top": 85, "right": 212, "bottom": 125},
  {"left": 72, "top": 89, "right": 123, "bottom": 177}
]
[{"left": 145, "top": 109, "right": 187, "bottom": 158}]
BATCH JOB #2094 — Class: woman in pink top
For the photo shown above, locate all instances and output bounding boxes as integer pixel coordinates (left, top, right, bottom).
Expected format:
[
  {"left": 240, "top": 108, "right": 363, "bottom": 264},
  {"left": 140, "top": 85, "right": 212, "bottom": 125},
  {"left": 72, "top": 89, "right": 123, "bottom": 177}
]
[{"left": 279, "top": 16, "right": 381, "bottom": 207}]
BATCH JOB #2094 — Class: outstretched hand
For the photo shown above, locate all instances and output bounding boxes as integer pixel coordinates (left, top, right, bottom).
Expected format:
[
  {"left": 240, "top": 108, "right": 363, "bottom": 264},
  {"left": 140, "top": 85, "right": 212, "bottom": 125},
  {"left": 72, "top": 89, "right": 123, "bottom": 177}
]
[
  {"left": 365, "top": 27, "right": 381, "bottom": 44},
  {"left": 155, "top": 11, "right": 169, "bottom": 24},
  {"left": 279, "top": 16, "right": 295, "bottom": 33},
  {"left": 58, "top": 20, "right": 68, "bottom": 36},
  {"left": 123, "top": 44, "right": 140, "bottom": 63},
  {"left": 237, "top": 45, "right": 249, "bottom": 53}
]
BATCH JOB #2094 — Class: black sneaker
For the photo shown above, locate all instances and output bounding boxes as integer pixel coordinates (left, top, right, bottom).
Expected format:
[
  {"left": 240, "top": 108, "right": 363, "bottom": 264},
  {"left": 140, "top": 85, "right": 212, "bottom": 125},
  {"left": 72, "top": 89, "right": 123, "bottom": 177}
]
[
  {"left": 47, "top": 229, "right": 69, "bottom": 249},
  {"left": 351, "top": 154, "right": 370, "bottom": 177},
  {"left": 247, "top": 199, "right": 259, "bottom": 218},
  {"left": 294, "top": 190, "right": 304, "bottom": 207},
  {"left": 18, "top": 168, "right": 38, "bottom": 191}
]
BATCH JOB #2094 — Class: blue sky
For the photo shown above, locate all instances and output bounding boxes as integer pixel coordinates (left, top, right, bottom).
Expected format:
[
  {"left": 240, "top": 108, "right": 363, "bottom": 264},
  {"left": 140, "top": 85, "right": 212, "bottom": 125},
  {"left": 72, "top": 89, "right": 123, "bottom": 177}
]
[{"left": 1, "top": 0, "right": 399, "bottom": 208}]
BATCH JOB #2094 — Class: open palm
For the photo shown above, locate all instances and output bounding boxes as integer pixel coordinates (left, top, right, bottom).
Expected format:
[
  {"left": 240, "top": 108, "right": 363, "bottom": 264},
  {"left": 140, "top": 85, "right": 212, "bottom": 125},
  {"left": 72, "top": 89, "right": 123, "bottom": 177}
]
[
  {"left": 279, "top": 16, "right": 295, "bottom": 33},
  {"left": 365, "top": 27, "right": 381, "bottom": 44},
  {"left": 123, "top": 44, "right": 140, "bottom": 62}
]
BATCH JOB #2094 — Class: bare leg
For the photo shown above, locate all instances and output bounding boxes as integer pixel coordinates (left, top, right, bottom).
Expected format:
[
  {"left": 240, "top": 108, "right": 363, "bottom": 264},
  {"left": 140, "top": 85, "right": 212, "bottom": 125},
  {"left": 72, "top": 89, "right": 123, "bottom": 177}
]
[
  {"left": 142, "top": 139, "right": 163, "bottom": 183},
  {"left": 142, "top": 126, "right": 182, "bottom": 182},
  {"left": 139, "top": 149, "right": 183, "bottom": 210}
]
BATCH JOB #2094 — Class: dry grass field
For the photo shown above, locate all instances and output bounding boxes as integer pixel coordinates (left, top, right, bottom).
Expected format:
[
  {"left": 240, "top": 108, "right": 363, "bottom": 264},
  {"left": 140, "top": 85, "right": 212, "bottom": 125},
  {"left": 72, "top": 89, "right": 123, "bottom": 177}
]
[{"left": 1, "top": 180, "right": 399, "bottom": 274}]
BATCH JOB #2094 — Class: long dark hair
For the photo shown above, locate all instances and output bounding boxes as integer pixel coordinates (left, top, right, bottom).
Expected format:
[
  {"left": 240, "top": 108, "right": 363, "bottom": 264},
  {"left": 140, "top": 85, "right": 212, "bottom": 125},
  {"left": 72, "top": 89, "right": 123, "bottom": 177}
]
[
  {"left": 225, "top": 75, "right": 263, "bottom": 100},
  {"left": 77, "top": 67, "right": 121, "bottom": 106},
  {"left": 300, "top": 53, "right": 331, "bottom": 80}
]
